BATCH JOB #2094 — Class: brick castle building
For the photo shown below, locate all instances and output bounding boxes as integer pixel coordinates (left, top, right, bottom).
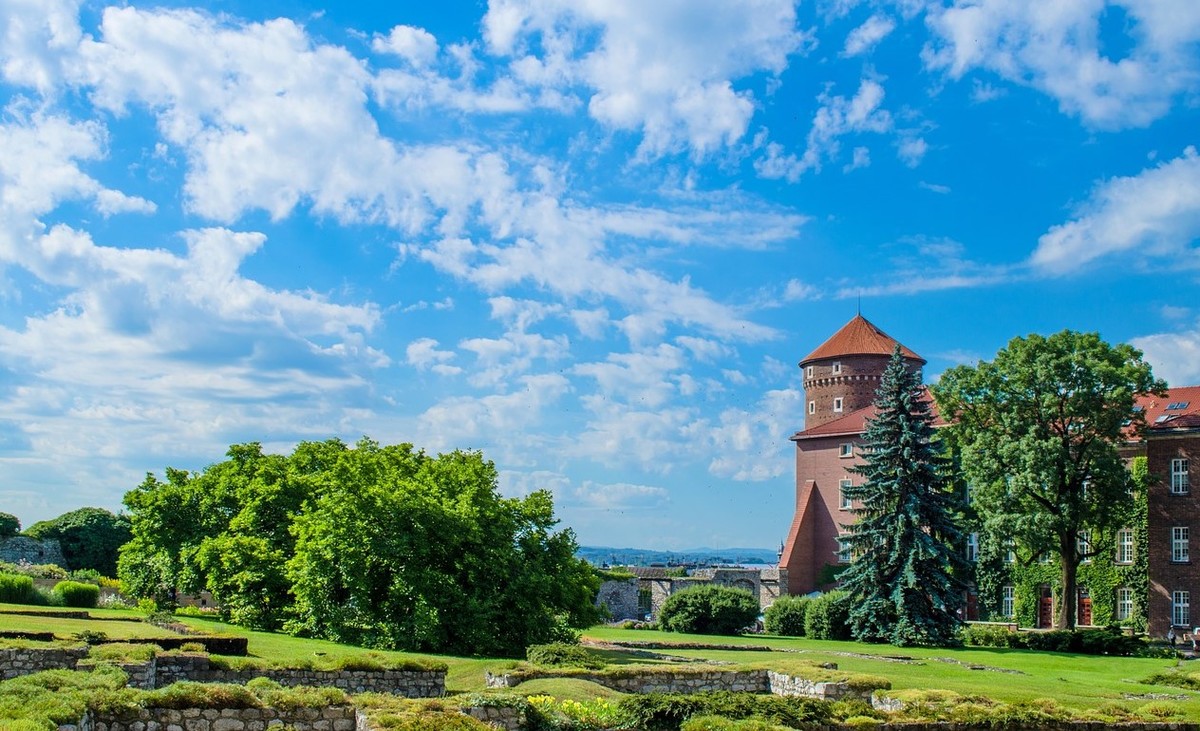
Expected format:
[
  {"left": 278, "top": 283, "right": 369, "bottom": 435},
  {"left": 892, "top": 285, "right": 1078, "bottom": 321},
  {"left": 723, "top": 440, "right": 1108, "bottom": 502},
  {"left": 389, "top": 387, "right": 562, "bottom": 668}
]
[{"left": 779, "top": 314, "right": 1200, "bottom": 634}]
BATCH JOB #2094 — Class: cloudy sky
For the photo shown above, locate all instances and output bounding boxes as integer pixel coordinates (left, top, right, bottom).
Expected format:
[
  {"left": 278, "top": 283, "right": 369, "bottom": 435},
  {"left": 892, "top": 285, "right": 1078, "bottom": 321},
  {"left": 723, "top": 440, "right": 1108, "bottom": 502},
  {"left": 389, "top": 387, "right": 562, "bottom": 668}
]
[{"left": 1, "top": 0, "right": 1198, "bottom": 550}]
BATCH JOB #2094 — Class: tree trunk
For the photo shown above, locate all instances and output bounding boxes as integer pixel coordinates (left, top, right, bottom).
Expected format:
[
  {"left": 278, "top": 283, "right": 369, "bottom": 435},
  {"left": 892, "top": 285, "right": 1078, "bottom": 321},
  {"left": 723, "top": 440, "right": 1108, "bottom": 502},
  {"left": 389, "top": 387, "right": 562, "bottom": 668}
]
[{"left": 1058, "top": 532, "right": 1077, "bottom": 630}]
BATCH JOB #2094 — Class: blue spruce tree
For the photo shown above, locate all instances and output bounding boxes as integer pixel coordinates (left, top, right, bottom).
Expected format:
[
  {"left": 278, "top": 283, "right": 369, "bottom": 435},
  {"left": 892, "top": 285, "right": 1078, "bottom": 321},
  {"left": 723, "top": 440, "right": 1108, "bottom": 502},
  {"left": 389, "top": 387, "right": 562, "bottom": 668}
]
[{"left": 840, "top": 345, "right": 968, "bottom": 646}]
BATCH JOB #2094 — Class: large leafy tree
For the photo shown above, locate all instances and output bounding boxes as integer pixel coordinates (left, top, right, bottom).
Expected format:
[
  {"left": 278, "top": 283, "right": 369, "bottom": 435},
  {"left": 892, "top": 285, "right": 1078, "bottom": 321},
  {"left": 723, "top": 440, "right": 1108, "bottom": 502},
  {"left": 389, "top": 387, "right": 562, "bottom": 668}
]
[
  {"left": 840, "top": 346, "right": 968, "bottom": 646},
  {"left": 26, "top": 508, "right": 132, "bottom": 576},
  {"left": 932, "top": 330, "right": 1165, "bottom": 629},
  {"left": 122, "top": 437, "right": 600, "bottom": 655}
]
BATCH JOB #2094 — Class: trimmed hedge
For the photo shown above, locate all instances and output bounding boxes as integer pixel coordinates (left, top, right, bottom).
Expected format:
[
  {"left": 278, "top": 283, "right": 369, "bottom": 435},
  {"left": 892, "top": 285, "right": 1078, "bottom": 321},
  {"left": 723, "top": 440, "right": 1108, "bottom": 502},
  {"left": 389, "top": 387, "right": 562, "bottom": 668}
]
[
  {"left": 618, "top": 691, "right": 831, "bottom": 731},
  {"left": 961, "top": 624, "right": 1144, "bottom": 656},
  {"left": 763, "top": 596, "right": 810, "bottom": 637},
  {"left": 659, "top": 586, "right": 759, "bottom": 636},
  {"left": 53, "top": 581, "right": 100, "bottom": 609},
  {"left": 0, "top": 574, "right": 38, "bottom": 605},
  {"left": 803, "top": 591, "right": 852, "bottom": 641},
  {"left": 526, "top": 642, "right": 605, "bottom": 669}
]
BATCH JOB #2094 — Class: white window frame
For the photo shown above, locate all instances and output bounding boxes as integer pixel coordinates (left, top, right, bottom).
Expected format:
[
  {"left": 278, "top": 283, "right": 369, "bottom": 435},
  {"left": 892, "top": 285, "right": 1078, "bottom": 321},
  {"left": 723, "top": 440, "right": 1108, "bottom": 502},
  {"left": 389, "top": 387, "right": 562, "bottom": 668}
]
[
  {"left": 1004, "top": 540, "right": 1016, "bottom": 565},
  {"left": 1116, "top": 529, "right": 1134, "bottom": 564},
  {"left": 1078, "top": 531, "right": 1091, "bottom": 564},
  {"left": 1116, "top": 587, "right": 1133, "bottom": 621},
  {"left": 1172, "top": 459, "right": 1190, "bottom": 494},
  {"left": 1002, "top": 585, "right": 1015, "bottom": 618},
  {"left": 831, "top": 361, "right": 842, "bottom": 374},
  {"left": 838, "top": 443, "right": 853, "bottom": 458},
  {"left": 966, "top": 533, "right": 979, "bottom": 562},
  {"left": 836, "top": 535, "right": 851, "bottom": 564},
  {"left": 833, "top": 397, "right": 844, "bottom": 412},
  {"left": 1173, "top": 590, "right": 1190, "bottom": 627},
  {"left": 805, "top": 365, "right": 813, "bottom": 379},
  {"left": 839, "top": 478, "right": 853, "bottom": 510},
  {"left": 808, "top": 401, "right": 816, "bottom": 415},
  {"left": 1173, "top": 526, "right": 1190, "bottom": 563}
]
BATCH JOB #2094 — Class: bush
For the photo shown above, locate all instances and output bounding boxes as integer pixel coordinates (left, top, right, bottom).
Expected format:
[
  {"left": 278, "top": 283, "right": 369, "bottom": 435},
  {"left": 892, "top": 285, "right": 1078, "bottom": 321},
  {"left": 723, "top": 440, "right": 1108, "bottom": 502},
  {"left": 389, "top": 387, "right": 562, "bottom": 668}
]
[
  {"left": 526, "top": 642, "right": 605, "bottom": 669},
  {"left": 803, "top": 591, "right": 852, "bottom": 640},
  {"left": 0, "top": 573, "right": 37, "bottom": 604},
  {"left": 53, "top": 581, "right": 100, "bottom": 608},
  {"left": 962, "top": 624, "right": 1143, "bottom": 656},
  {"left": 658, "top": 585, "right": 759, "bottom": 636},
  {"left": 619, "top": 691, "right": 830, "bottom": 731},
  {"left": 0, "top": 513, "right": 19, "bottom": 539},
  {"left": 763, "top": 596, "right": 810, "bottom": 637}
]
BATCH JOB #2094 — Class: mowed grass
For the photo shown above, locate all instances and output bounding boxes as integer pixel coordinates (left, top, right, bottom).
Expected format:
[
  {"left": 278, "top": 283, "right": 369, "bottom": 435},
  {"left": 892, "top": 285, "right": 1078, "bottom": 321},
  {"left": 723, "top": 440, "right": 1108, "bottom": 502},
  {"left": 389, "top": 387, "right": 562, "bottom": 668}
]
[
  {"left": 5, "top": 606, "right": 1197, "bottom": 716},
  {"left": 584, "top": 626, "right": 1200, "bottom": 714},
  {"left": 0, "top": 603, "right": 182, "bottom": 639}
]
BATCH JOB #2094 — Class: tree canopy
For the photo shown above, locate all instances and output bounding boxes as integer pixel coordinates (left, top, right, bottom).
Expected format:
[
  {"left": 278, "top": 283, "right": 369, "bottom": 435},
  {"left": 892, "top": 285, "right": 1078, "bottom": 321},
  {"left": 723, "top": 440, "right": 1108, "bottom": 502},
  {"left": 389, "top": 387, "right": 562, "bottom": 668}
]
[
  {"left": 840, "top": 346, "right": 968, "bottom": 646},
  {"left": 26, "top": 508, "right": 131, "bottom": 576},
  {"left": 932, "top": 330, "right": 1165, "bottom": 629},
  {"left": 119, "top": 438, "right": 601, "bottom": 656},
  {"left": 0, "top": 513, "right": 19, "bottom": 539}
]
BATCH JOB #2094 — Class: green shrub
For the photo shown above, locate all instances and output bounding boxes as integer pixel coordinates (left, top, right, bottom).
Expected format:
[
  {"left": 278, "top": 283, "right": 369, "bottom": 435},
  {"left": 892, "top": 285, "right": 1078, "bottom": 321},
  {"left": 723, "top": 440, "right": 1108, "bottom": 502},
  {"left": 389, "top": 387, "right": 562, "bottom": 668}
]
[
  {"left": 618, "top": 691, "right": 830, "bottom": 731},
  {"left": 658, "top": 586, "right": 759, "bottom": 636},
  {"left": 0, "top": 574, "right": 37, "bottom": 604},
  {"left": 0, "top": 514, "right": 19, "bottom": 539},
  {"left": 178, "top": 642, "right": 207, "bottom": 653},
  {"left": 526, "top": 642, "right": 605, "bottom": 669},
  {"left": 174, "top": 606, "right": 220, "bottom": 618},
  {"left": 87, "top": 643, "right": 160, "bottom": 663},
  {"left": 763, "top": 596, "right": 809, "bottom": 637},
  {"left": 803, "top": 591, "right": 851, "bottom": 641},
  {"left": 53, "top": 581, "right": 100, "bottom": 608},
  {"left": 0, "top": 665, "right": 127, "bottom": 728},
  {"left": 963, "top": 624, "right": 1143, "bottom": 656}
]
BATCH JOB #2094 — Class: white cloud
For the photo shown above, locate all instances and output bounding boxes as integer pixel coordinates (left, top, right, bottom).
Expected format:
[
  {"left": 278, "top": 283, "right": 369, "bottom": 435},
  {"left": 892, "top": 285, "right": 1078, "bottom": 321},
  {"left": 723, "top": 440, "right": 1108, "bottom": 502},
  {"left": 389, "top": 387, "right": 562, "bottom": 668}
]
[
  {"left": 897, "top": 135, "right": 928, "bottom": 167},
  {"left": 923, "top": 0, "right": 1200, "bottom": 129},
  {"left": 919, "top": 181, "right": 950, "bottom": 194},
  {"left": 0, "top": 110, "right": 154, "bottom": 223},
  {"left": 1131, "top": 323, "right": 1200, "bottom": 387},
  {"left": 573, "top": 481, "right": 669, "bottom": 509},
  {"left": 755, "top": 78, "right": 892, "bottom": 181},
  {"left": 1031, "top": 147, "right": 1200, "bottom": 274},
  {"left": 705, "top": 388, "right": 802, "bottom": 480},
  {"left": 373, "top": 25, "right": 439, "bottom": 67},
  {"left": 842, "top": 14, "right": 896, "bottom": 57},
  {"left": 482, "top": 0, "right": 809, "bottom": 158},
  {"left": 843, "top": 145, "right": 870, "bottom": 172},
  {"left": 0, "top": 0, "right": 83, "bottom": 91},
  {"left": 406, "top": 337, "right": 459, "bottom": 372},
  {"left": 416, "top": 373, "right": 571, "bottom": 455}
]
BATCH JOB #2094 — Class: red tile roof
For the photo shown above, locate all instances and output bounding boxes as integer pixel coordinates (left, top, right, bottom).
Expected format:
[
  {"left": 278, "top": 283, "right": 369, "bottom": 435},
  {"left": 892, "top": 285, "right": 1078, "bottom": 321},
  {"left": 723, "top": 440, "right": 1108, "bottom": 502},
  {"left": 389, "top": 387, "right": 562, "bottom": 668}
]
[
  {"left": 800, "top": 314, "right": 924, "bottom": 366},
  {"left": 1140, "top": 385, "right": 1200, "bottom": 433},
  {"left": 792, "top": 387, "right": 946, "bottom": 440}
]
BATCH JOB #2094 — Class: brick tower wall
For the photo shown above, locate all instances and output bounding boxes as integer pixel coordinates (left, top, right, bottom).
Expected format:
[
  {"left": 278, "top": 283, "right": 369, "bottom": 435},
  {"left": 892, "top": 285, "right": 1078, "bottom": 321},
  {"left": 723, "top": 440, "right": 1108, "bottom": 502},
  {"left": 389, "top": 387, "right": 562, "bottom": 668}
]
[{"left": 801, "top": 355, "right": 922, "bottom": 429}]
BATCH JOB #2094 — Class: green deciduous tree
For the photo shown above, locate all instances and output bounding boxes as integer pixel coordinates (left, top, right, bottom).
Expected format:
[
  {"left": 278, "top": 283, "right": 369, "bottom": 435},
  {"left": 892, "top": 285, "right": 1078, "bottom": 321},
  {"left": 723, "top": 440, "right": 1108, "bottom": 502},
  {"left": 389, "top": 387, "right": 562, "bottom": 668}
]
[
  {"left": 657, "top": 584, "right": 759, "bottom": 635},
  {"left": 932, "top": 330, "right": 1165, "bottom": 630},
  {"left": 0, "top": 513, "right": 19, "bottom": 539},
  {"left": 26, "top": 508, "right": 131, "bottom": 577},
  {"left": 840, "top": 346, "right": 968, "bottom": 646},
  {"left": 122, "top": 437, "right": 600, "bottom": 655}
]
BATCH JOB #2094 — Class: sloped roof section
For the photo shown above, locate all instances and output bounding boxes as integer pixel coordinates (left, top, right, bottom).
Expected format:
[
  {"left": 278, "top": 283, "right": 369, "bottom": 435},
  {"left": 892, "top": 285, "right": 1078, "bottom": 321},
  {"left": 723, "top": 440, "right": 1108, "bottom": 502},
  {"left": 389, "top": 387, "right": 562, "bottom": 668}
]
[
  {"left": 1139, "top": 385, "right": 1200, "bottom": 434},
  {"left": 791, "top": 387, "right": 946, "bottom": 441},
  {"left": 800, "top": 314, "right": 925, "bottom": 366}
]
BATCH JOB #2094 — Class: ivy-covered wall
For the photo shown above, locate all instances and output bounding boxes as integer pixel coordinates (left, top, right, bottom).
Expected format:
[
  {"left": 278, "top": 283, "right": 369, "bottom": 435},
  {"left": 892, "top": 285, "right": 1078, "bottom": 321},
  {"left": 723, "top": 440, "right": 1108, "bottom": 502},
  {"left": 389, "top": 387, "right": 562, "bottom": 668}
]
[{"left": 969, "top": 457, "right": 1149, "bottom": 630}]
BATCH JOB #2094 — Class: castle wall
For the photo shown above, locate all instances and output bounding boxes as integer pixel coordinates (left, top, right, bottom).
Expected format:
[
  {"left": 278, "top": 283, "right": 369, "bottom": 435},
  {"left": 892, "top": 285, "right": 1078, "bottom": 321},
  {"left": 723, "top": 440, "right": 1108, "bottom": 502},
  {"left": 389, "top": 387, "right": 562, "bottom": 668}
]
[{"left": 0, "top": 536, "right": 66, "bottom": 568}]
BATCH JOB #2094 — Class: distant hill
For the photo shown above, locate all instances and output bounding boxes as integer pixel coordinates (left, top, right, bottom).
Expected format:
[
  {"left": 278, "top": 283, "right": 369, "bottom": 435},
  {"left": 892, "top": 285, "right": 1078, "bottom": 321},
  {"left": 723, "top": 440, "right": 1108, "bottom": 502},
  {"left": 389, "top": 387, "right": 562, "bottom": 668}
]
[{"left": 577, "top": 545, "right": 778, "bottom": 567}]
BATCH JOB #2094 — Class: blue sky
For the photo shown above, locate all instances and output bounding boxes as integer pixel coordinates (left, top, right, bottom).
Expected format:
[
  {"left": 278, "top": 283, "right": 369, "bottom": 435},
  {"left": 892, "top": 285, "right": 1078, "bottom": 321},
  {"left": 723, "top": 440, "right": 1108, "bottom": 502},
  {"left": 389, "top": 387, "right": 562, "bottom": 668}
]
[{"left": 1, "top": 0, "right": 1198, "bottom": 550}]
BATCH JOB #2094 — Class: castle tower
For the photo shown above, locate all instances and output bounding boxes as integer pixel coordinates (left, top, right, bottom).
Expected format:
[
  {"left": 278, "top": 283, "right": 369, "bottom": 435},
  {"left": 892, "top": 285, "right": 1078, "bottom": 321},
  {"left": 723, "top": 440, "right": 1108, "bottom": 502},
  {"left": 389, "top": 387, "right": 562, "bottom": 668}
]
[
  {"left": 779, "top": 314, "right": 925, "bottom": 596},
  {"left": 799, "top": 314, "right": 925, "bottom": 430}
]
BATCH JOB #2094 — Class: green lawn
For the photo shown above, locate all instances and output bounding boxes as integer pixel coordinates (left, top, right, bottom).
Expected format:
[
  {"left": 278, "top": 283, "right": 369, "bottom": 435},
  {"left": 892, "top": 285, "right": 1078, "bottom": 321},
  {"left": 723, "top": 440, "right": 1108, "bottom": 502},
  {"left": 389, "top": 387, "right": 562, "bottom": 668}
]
[
  {"left": 0, "top": 603, "right": 183, "bottom": 640},
  {"left": 4, "top": 607, "right": 1198, "bottom": 718},
  {"left": 583, "top": 626, "right": 1200, "bottom": 715}
]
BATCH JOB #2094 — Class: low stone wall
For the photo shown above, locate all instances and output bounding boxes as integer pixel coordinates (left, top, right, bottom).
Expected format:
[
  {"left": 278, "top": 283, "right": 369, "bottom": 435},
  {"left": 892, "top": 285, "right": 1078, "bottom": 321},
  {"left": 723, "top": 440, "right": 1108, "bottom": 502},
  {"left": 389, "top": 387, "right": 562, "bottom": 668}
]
[
  {"left": 157, "top": 655, "right": 445, "bottom": 697},
  {"left": 84, "top": 705, "right": 357, "bottom": 731},
  {"left": 0, "top": 645, "right": 87, "bottom": 679},
  {"left": 485, "top": 667, "right": 869, "bottom": 701},
  {"left": 462, "top": 705, "right": 525, "bottom": 731}
]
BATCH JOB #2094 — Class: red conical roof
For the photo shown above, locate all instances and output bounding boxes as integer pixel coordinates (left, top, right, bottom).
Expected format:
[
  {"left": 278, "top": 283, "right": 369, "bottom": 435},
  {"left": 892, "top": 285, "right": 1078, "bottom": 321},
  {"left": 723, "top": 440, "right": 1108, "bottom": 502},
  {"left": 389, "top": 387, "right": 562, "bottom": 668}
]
[{"left": 800, "top": 314, "right": 924, "bottom": 366}]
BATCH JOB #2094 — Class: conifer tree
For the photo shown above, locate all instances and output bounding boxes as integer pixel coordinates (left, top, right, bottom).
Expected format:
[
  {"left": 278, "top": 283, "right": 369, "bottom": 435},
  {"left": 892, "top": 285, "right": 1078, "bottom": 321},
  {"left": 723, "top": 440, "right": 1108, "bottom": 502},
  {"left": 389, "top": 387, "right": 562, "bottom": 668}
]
[{"left": 840, "top": 346, "right": 968, "bottom": 646}]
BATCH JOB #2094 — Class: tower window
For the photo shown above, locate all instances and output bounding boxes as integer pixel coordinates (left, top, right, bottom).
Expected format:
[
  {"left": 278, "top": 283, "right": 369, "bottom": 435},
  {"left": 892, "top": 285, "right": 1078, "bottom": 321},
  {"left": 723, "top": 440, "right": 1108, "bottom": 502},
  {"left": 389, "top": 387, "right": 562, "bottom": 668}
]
[
  {"left": 831, "top": 361, "right": 842, "bottom": 374},
  {"left": 805, "top": 365, "right": 813, "bottom": 378},
  {"left": 808, "top": 401, "right": 816, "bottom": 414},
  {"left": 833, "top": 397, "right": 844, "bottom": 412}
]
